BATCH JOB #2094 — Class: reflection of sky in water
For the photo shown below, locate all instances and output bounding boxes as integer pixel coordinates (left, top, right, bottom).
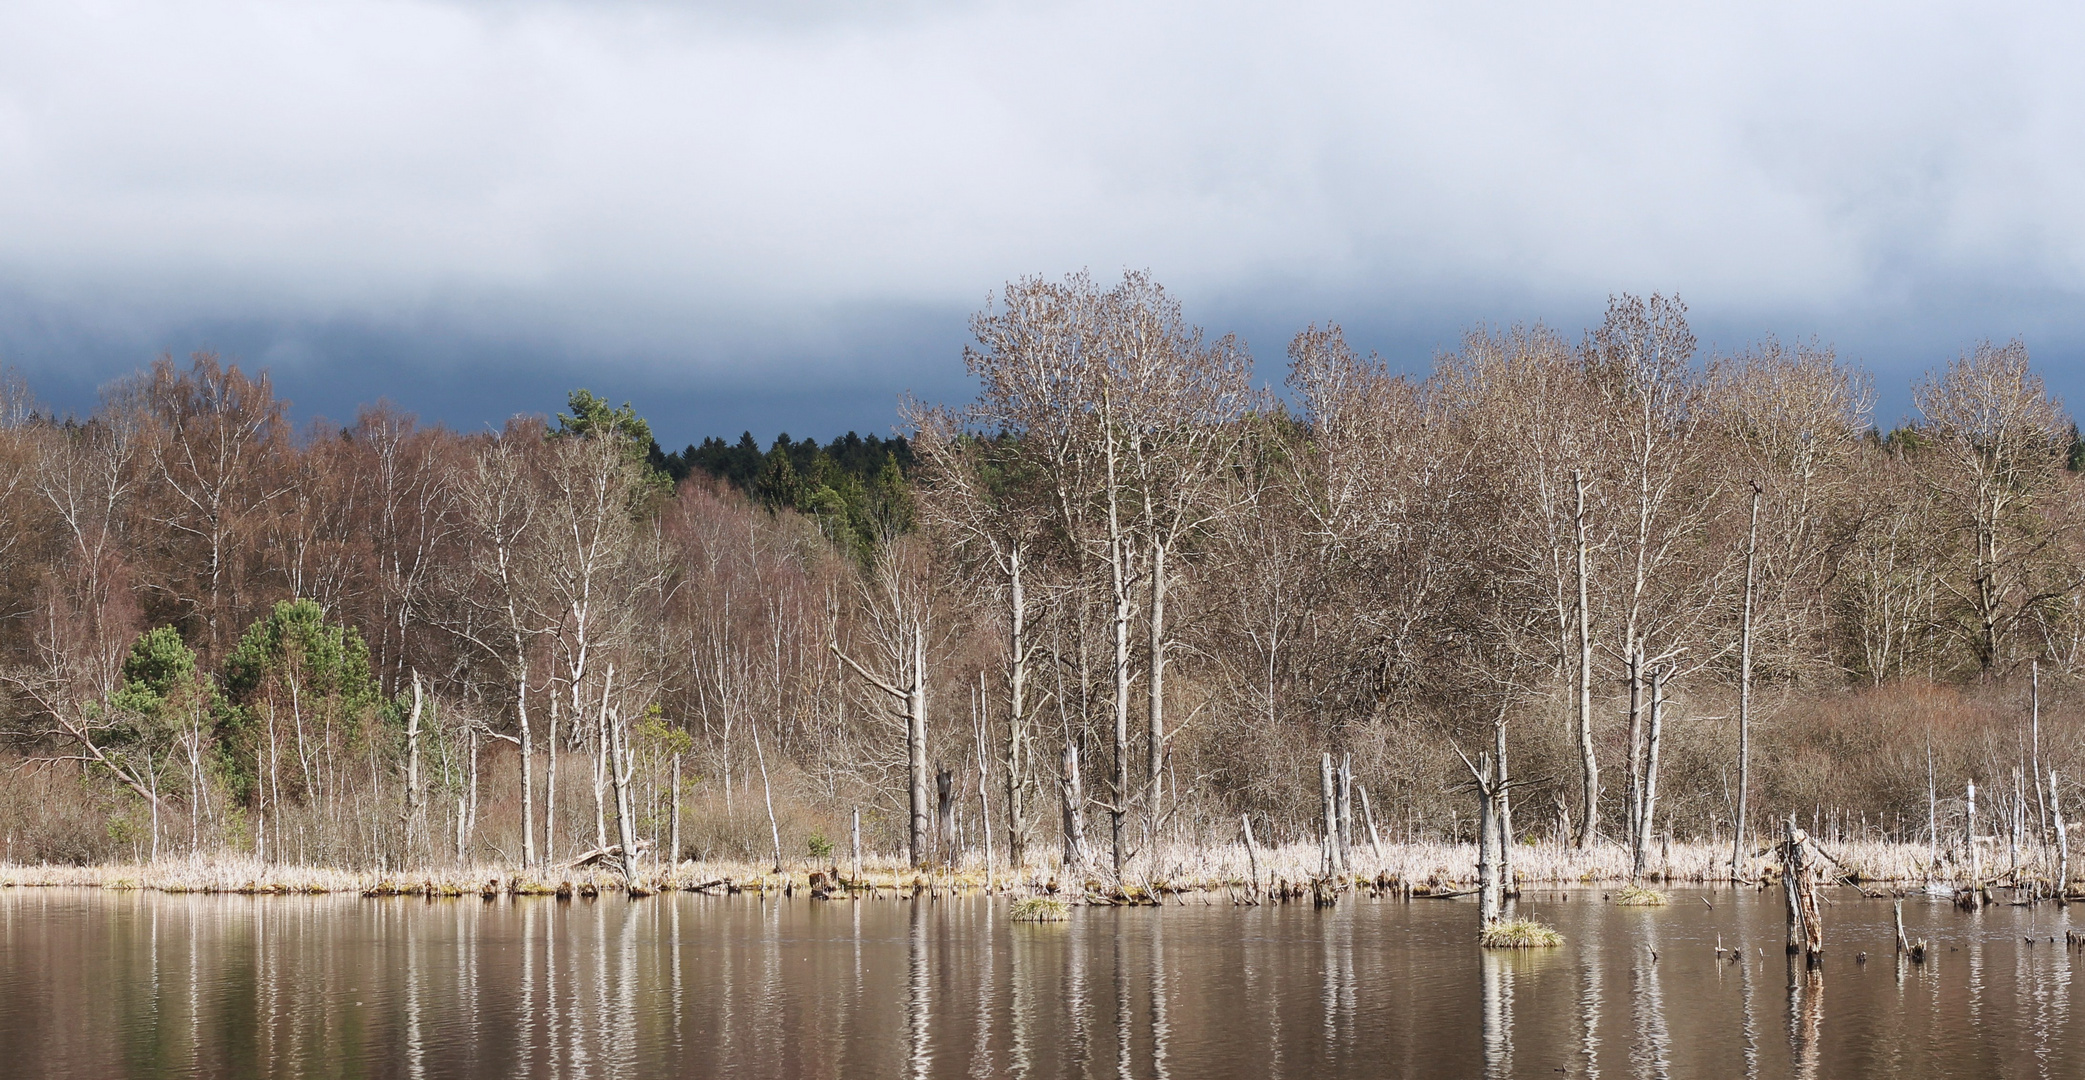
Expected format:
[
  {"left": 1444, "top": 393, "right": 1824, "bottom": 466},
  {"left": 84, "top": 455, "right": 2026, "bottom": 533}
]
[{"left": 0, "top": 888, "right": 2075, "bottom": 1078}]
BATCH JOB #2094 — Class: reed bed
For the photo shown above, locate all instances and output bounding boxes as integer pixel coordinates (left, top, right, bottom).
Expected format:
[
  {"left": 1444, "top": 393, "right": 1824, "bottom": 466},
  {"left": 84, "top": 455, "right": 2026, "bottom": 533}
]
[{"left": 0, "top": 839, "right": 2023, "bottom": 899}]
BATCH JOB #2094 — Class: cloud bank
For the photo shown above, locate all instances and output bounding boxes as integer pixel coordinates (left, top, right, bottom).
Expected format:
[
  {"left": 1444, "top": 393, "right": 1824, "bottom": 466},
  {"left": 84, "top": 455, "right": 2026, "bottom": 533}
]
[{"left": 1, "top": 0, "right": 2080, "bottom": 435}]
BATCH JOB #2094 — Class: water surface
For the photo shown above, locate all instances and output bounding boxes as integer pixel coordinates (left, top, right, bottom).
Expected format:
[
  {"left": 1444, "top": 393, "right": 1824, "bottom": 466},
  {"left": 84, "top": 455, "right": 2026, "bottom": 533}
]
[{"left": 1, "top": 886, "right": 2078, "bottom": 1077}]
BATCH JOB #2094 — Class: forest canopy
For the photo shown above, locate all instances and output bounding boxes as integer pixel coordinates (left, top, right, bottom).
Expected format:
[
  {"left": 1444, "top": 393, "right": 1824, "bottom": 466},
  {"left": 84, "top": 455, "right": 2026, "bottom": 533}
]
[{"left": 0, "top": 274, "right": 2080, "bottom": 878}]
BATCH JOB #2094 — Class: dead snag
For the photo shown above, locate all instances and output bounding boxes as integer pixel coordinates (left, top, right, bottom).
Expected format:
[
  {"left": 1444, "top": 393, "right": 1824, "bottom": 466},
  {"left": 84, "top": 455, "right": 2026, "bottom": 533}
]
[{"left": 1781, "top": 817, "right": 1824, "bottom": 965}]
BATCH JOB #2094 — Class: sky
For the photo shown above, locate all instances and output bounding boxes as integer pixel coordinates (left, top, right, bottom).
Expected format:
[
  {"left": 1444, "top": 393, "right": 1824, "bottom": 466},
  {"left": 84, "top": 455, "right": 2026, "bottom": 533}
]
[{"left": 2, "top": 0, "right": 2082, "bottom": 446}]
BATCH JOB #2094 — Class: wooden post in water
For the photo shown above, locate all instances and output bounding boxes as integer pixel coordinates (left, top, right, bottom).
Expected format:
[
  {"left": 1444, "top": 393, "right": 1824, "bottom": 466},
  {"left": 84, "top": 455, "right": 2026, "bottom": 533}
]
[{"left": 851, "top": 807, "right": 862, "bottom": 887}]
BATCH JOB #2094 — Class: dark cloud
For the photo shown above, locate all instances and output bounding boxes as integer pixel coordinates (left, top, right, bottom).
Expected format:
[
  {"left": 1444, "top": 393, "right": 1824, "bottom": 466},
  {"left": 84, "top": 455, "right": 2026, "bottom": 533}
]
[{"left": 2, "top": 0, "right": 2081, "bottom": 439}]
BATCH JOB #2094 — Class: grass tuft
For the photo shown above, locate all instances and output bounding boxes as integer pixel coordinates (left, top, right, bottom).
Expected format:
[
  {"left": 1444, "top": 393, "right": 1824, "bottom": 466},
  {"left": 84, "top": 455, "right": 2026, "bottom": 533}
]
[
  {"left": 1010, "top": 895, "right": 1071, "bottom": 922},
  {"left": 1480, "top": 918, "right": 1564, "bottom": 948},
  {"left": 1613, "top": 884, "right": 1669, "bottom": 906}
]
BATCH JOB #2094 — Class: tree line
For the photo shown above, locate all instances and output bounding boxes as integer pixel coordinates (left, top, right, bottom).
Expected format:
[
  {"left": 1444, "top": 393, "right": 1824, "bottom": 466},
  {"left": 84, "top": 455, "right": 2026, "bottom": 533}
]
[{"left": 1, "top": 271, "right": 2081, "bottom": 875}]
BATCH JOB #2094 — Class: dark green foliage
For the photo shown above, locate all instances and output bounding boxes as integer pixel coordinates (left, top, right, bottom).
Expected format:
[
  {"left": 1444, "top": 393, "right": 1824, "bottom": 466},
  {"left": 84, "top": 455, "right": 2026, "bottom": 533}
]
[
  {"left": 1875, "top": 425, "right": 1926, "bottom": 455},
  {"left": 2068, "top": 422, "right": 2084, "bottom": 472},
  {"left": 104, "top": 628, "right": 218, "bottom": 761},
  {"left": 217, "top": 599, "right": 386, "bottom": 803},
  {"left": 665, "top": 431, "right": 916, "bottom": 562},
  {"left": 555, "top": 389, "right": 658, "bottom": 448},
  {"left": 665, "top": 430, "right": 914, "bottom": 489},
  {"left": 222, "top": 599, "right": 380, "bottom": 708},
  {"left": 553, "top": 389, "right": 675, "bottom": 500},
  {"left": 112, "top": 627, "right": 201, "bottom": 713}
]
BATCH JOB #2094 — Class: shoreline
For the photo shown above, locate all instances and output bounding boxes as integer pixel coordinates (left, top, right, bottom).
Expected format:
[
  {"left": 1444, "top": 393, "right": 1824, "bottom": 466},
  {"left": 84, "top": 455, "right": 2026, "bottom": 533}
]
[{"left": 1, "top": 839, "right": 2064, "bottom": 901}]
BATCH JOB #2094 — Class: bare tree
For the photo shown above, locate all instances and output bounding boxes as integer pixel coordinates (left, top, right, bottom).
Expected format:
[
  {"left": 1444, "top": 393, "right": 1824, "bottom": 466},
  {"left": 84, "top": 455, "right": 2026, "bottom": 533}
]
[{"left": 1911, "top": 340, "right": 2075, "bottom": 672}]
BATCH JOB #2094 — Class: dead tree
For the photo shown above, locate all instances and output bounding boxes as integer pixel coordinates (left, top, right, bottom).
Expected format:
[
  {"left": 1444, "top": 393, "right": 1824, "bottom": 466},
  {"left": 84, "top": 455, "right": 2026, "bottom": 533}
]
[
  {"left": 1781, "top": 817, "right": 1824, "bottom": 965},
  {"left": 1319, "top": 752, "right": 1339, "bottom": 879},
  {"left": 1572, "top": 470, "right": 1598, "bottom": 848},
  {"left": 1630, "top": 664, "right": 1668, "bottom": 881},
  {"left": 2052, "top": 772, "right": 2070, "bottom": 901},
  {"left": 1240, "top": 813, "right": 1262, "bottom": 902},
  {"left": 935, "top": 765, "right": 956, "bottom": 868},
  {"left": 1457, "top": 747, "right": 1506, "bottom": 926},
  {"left": 1732, "top": 481, "right": 1760, "bottom": 880},
  {"left": 399, "top": 671, "right": 425, "bottom": 850},
  {"left": 834, "top": 619, "right": 930, "bottom": 869},
  {"left": 1060, "top": 740, "right": 1092, "bottom": 875}
]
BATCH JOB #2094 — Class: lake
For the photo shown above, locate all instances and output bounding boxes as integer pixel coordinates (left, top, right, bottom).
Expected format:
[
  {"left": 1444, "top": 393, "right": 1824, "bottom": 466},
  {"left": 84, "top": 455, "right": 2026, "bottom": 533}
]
[{"left": 0, "top": 886, "right": 2077, "bottom": 1077}]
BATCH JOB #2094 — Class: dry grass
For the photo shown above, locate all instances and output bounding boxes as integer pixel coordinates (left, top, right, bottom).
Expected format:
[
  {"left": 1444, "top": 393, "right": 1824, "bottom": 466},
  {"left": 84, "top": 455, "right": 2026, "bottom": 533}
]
[
  {"left": 1480, "top": 918, "right": 1564, "bottom": 948},
  {"left": 1010, "top": 895, "right": 1071, "bottom": 922},
  {"left": 0, "top": 838, "right": 1979, "bottom": 899},
  {"left": 1613, "top": 884, "right": 1670, "bottom": 905}
]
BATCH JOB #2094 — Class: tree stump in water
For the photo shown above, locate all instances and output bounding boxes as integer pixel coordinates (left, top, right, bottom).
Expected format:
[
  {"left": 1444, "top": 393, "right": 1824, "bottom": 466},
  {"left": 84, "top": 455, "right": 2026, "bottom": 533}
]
[{"left": 1781, "top": 817, "right": 1824, "bottom": 965}]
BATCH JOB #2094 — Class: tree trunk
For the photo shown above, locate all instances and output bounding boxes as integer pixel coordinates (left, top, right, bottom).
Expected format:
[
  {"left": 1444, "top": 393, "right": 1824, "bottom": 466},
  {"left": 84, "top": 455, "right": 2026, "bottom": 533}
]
[
  {"left": 1358, "top": 784, "right": 1384, "bottom": 870},
  {"left": 1633, "top": 666, "right": 1666, "bottom": 881},
  {"left": 935, "top": 766, "right": 956, "bottom": 868},
  {"left": 976, "top": 741, "right": 994, "bottom": 891},
  {"left": 2032, "top": 661, "right": 2047, "bottom": 845},
  {"left": 1061, "top": 740, "right": 1091, "bottom": 874},
  {"left": 909, "top": 624, "right": 930, "bottom": 870},
  {"left": 1573, "top": 471, "right": 1598, "bottom": 849},
  {"left": 1733, "top": 484, "right": 1759, "bottom": 880},
  {"left": 401, "top": 671, "right": 425, "bottom": 852},
  {"left": 1241, "top": 814, "right": 1262, "bottom": 901},
  {"left": 1492, "top": 717, "right": 1512, "bottom": 894},
  {"left": 1103, "top": 413, "right": 1134, "bottom": 879},
  {"left": 1319, "top": 752, "right": 1337, "bottom": 879},
  {"left": 1336, "top": 753, "right": 1353, "bottom": 875},
  {"left": 1147, "top": 537, "right": 1168, "bottom": 799},
  {"left": 1477, "top": 752, "right": 1501, "bottom": 926},
  {"left": 669, "top": 754, "right": 682, "bottom": 866},
  {"left": 1005, "top": 542, "right": 1031, "bottom": 869},
  {"left": 1625, "top": 646, "right": 1643, "bottom": 853},
  {"left": 546, "top": 688, "right": 560, "bottom": 864},
  {"left": 1968, "top": 780, "right": 1981, "bottom": 883},
  {"left": 2051, "top": 772, "right": 2069, "bottom": 900},
  {"left": 752, "top": 710, "right": 783, "bottom": 874},
  {"left": 517, "top": 657, "right": 537, "bottom": 868}
]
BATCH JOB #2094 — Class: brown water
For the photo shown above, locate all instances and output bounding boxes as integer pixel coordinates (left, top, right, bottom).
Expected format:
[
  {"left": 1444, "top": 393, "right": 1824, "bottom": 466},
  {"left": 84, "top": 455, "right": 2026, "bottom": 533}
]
[{"left": 0, "top": 886, "right": 2078, "bottom": 1078}]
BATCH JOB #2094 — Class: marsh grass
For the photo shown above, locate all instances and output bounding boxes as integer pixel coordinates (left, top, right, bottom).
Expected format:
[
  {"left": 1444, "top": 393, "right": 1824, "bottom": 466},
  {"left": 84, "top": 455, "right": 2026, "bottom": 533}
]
[
  {"left": 1613, "top": 884, "right": 1670, "bottom": 905},
  {"left": 1480, "top": 918, "right": 1564, "bottom": 948},
  {"left": 1010, "top": 895, "right": 1072, "bottom": 922}
]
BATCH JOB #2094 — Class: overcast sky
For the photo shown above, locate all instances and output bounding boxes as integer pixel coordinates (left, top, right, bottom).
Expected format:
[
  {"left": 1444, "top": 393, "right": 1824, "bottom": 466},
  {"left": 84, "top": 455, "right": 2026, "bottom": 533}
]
[{"left": 2, "top": 0, "right": 2080, "bottom": 444}]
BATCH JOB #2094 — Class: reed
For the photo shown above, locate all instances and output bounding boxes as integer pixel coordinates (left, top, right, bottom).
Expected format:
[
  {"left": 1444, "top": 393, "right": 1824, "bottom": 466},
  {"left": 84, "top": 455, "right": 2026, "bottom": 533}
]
[{"left": 1613, "top": 884, "right": 1670, "bottom": 905}]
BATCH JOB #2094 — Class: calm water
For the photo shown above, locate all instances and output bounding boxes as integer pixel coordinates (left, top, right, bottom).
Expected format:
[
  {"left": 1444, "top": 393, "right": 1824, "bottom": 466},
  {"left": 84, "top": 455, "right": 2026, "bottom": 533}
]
[{"left": 1, "top": 886, "right": 2079, "bottom": 1078}]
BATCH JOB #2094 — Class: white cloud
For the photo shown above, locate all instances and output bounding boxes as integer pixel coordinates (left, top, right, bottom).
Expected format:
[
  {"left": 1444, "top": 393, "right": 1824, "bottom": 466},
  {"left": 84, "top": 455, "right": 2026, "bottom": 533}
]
[{"left": 0, "top": 0, "right": 2079, "bottom": 381}]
